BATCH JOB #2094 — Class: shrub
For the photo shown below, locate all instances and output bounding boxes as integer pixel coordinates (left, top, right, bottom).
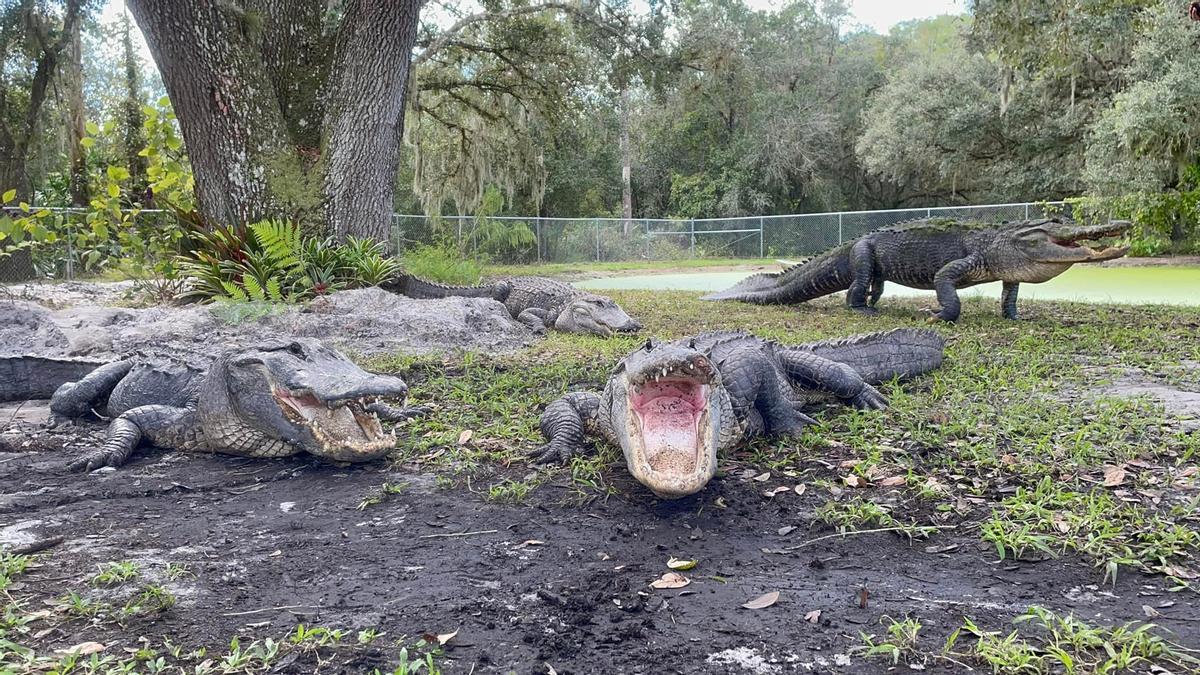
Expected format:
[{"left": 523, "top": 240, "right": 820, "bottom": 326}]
[{"left": 401, "top": 241, "right": 482, "bottom": 285}]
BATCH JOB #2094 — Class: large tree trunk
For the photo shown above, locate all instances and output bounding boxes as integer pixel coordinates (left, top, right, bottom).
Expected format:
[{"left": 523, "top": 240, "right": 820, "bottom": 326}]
[
  {"left": 619, "top": 87, "right": 633, "bottom": 236},
  {"left": 67, "top": 17, "right": 88, "bottom": 207},
  {"left": 127, "top": 0, "right": 421, "bottom": 240},
  {"left": 119, "top": 13, "right": 147, "bottom": 194}
]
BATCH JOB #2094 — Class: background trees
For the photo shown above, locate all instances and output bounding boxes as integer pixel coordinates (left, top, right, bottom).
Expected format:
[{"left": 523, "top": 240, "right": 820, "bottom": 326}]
[{"left": 0, "top": 0, "right": 1195, "bottom": 257}]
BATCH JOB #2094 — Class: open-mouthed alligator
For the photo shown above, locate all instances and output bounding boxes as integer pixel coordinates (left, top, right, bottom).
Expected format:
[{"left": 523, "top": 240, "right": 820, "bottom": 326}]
[
  {"left": 20, "top": 339, "right": 428, "bottom": 471},
  {"left": 704, "top": 218, "right": 1131, "bottom": 321},
  {"left": 534, "top": 329, "right": 945, "bottom": 498}
]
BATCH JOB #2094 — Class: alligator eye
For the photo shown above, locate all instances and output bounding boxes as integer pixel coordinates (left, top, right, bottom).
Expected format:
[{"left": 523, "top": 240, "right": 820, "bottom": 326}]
[
  {"left": 643, "top": 338, "right": 654, "bottom": 352},
  {"left": 287, "top": 342, "right": 305, "bottom": 356},
  {"left": 688, "top": 338, "right": 696, "bottom": 349}
]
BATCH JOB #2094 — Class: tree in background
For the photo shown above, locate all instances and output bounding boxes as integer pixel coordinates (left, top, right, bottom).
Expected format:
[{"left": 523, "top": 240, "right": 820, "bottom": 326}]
[{"left": 118, "top": 12, "right": 145, "bottom": 196}]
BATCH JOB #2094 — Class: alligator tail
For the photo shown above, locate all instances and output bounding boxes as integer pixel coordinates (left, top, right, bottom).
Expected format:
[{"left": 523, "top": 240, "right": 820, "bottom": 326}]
[
  {"left": 383, "top": 273, "right": 501, "bottom": 300},
  {"left": 701, "top": 245, "right": 853, "bottom": 304},
  {"left": 0, "top": 356, "right": 107, "bottom": 401},
  {"left": 787, "top": 328, "right": 945, "bottom": 383}
]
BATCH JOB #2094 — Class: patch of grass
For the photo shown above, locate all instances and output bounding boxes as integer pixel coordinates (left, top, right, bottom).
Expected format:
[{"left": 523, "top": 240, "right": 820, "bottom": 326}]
[
  {"left": 403, "top": 242, "right": 483, "bottom": 285},
  {"left": 949, "top": 606, "right": 1200, "bottom": 674},
  {"left": 484, "top": 477, "right": 538, "bottom": 504},
  {"left": 0, "top": 553, "right": 30, "bottom": 593},
  {"left": 358, "top": 481, "right": 408, "bottom": 510},
  {"left": 856, "top": 615, "right": 924, "bottom": 666},
  {"left": 816, "top": 497, "right": 938, "bottom": 541},
  {"left": 484, "top": 257, "right": 777, "bottom": 279},
  {"left": 90, "top": 560, "right": 140, "bottom": 586}
]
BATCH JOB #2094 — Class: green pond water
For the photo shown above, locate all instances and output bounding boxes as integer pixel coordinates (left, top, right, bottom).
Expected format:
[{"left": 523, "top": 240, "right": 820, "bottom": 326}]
[{"left": 575, "top": 265, "right": 1200, "bottom": 306}]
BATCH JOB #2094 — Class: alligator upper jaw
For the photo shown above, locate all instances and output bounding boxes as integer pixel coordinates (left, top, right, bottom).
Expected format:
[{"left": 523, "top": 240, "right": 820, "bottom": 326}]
[
  {"left": 623, "top": 358, "right": 720, "bottom": 499},
  {"left": 1045, "top": 222, "right": 1132, "bottom": 262},
  {"left": 272, "top": 386, "right": 394, "bottom": 453}
]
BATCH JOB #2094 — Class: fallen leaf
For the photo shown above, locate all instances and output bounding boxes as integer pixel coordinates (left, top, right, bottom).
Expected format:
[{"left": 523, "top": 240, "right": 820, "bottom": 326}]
[
  {"left": 1142, "top": 605, "right": 1162, "bottom": 618},
  {"left": 667, "top": 557, "right": 697, "bottom": 571},
  {"left": 269, "top": 550, "right": 282, "bottom": 557},
  {"left": 857, "top": 587, "right": 870, "bottom": 609},
  {"left": 742, "top": 591, "right": 779, "bottom": 609},
  {"left": 843, "top": 475, "right": 868, "bottom": 488},
  {"left": 839, "top": 459, "right": 860, "bottom": 468},
  {"left": 804, "top": 609, "right": 821, "bottom": 623},
  {"left": 545, "top": 664, "right": 558, "bottom": 675},
  {"left": 752, "top": 472, "right": 771, "bottom": 482},
  {"left": 793, "top": 484, "right": 807, "bottom": 496},
  {"left": 878, "top": 476, "right": 906, "bottom": 487},
  {"left": 1159, "top": 564, "right": 1199, "bottom": 580},
  {"left": 763, "top": 486, "right": 790, "bottom": 498},
  {"left": 457, "top": 430, "right": 473, "bottom": 445},
  {"left": 514, "top": 540, "right": 544, "bottom": 549},
  {"left": 650, "top": 572, "right": 691, "bottom": 589},
  {"left": 714, "top": 497, "right": 728, "bottom": 508},
  {"left": 421, "top": 629, "right": 459, "bottom": 646},
  {"left": 1052, "top": 518, "right": 1070, "bottom": 534},
  {"left": 1103, "top": 464, "right": 1127, "bottom": 487},
  {"left": 56, "top": 642, "right": 105, "bottom": 656},
  {"left": 778, "top": 525, "right": 796, "bottom": 536}
]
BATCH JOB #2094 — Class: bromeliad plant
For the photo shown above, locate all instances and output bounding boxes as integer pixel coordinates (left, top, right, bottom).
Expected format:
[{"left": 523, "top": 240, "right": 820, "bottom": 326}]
[{"left": 177, "top": 218, "right": 402, "bottom": 303}]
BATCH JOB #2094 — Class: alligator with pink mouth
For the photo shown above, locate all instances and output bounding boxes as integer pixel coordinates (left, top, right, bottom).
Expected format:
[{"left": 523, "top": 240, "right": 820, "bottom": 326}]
[{"left": 533, "top": 329, "right": 945, "bottom": 499}]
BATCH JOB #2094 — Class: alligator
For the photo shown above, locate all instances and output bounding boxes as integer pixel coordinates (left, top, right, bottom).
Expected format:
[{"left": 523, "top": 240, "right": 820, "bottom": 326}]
[
  {"left": 28, "top": 339, "right": 428, "bottom": 471},
  {"left": 703, "top": 218, "right": 1131, "bottom": 321},
  {"left": 384, "top": 274, "right": 641, "bottom": 337},
  {"left": 533, "top": 329, "right": 945, "bottom": 498}
]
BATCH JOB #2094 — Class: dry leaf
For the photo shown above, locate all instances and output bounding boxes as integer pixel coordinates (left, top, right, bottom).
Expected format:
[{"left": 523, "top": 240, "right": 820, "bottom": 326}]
[
  {"left": 1102, "top": 464, "right": 1126, "bottom": 487},
  {"left": 793, "top": 484, "right": 807, "bottom": 496},
  {"left": 714, "top": 497, "right": 728, "bottom": 508},
  {"left": 667, "top": 557, "right": 697, "bottom": 571},
  {"left": 857, "top": 587, "right": 870, "bottom": 609},
  {"left": 56, "top": 642, "right": 105, "bottom": 656},
  {"left": 741, "top": 591, "right": 779, "bottom": 609},
  {"left": 778, "top": 525, "right": 796, "bottom": 536},
  {"left": 515, "top": 540, "right": 544, "bottom": 549},
  {"left": 763, "top": 486, "right": 790, "bottom": 498},
  {"left": 843, "top": 475, "right": 868, "bottom": 488},
  {"left": 422, "top": 629, "right": 459, "bottom": 645},
  {"left": 650, "top": 572, "right": 691, "bottom": 589},
  {"left": 1053, "top": 518, "right": 1070, "bottom": 534},
  {"left": 1159, "top": 564, "right": 1199, "bottom": 580},
  {"left": 457, "top": 430, "right": 473, "bottom": 445},
  {"left": 804, "top": 609, "right": 821, "bottom": 623},
  {"left": 1142, "top": 605, "right": 1162, "bottom": 618},
  {"left": 752, "top": 472, "right": 771, "bottom": 482},
  {"left": 878, "top": 476, "right": 906, "bottom": 487}
]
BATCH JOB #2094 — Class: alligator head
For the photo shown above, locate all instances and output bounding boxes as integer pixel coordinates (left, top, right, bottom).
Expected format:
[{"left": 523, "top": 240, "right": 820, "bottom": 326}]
[
  {"left": 203, "top": 339, "right": 411, "bottom": 461},
  {"left": 1008, "top": 219, "right": 1130, "bottom": 263},
  {"left": 608, "top": 338, "right": 733, "bottom": 499},
  {"left": 555, "top": 294, "right": 642, "bottom": 337}
]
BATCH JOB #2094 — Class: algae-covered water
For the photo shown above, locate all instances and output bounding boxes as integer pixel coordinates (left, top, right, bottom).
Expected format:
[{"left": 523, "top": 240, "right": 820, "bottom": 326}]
[{"left": 575, "top": 265, "right": 1200, "bottom": 306}]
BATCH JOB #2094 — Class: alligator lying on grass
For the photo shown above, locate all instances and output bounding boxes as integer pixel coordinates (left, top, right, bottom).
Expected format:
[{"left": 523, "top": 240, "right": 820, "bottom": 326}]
[
  {"left": 385, "top": 274, "right": 641, "bottom": 337},
  {"left": 704, "top": 218, "right": 1131, "bottom": 321},
  {"left": 534, "top": 329, "right": 945, "bottom": 498},
  {"left": 9, "top": 339, "right": 427, "bottom": 471}
]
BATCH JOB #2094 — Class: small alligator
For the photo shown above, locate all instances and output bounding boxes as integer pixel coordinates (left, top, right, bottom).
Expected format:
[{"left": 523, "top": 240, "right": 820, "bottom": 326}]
[
  {"left": 534, "top": 329, "right": 944, "bottom": 498},
  {"left": 703, "top": 218, "right": 1131, "bottom": 321},
  {"left": 385, "top": 274, "right": 641, "bottom": 337},
  {"left": 23, "top": 339, "right": 427, "bottom": 471}
]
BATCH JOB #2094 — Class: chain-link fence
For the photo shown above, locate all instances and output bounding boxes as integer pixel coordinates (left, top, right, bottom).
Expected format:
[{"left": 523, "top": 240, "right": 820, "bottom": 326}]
[
  {"left": 392, "top": 201, "right": 1070, "bottom": 264},
  {"left": 2, "top": 201, "right": 1076, "bottom": 281}
]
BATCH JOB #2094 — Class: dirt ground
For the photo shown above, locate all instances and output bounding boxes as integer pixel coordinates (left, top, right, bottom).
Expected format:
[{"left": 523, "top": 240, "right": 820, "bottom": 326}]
[{"left": 1, "top": 403, "right": 1196, "bottom": 674}]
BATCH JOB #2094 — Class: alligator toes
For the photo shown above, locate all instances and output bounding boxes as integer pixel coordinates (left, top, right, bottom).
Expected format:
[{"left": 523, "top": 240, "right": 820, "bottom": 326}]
[
  {"left": 66, "top": 450, "right": 118, "bottom": 472},
  {"left": 529, "top": 442, "right": 584, "bottom": 465},
  {"left": 850, "top": 386, "right": 888, "bottom": 410}
]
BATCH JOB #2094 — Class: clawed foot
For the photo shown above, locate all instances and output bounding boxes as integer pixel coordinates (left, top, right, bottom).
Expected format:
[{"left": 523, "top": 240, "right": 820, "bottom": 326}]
[
  {"left": 849, "top": 385, "right": 888, "bottom": 410},
  {"left": 923, "top": 308, "right": 956, "bottom": 324},
  {"left": 66, "top": 448, "right": 122, "bottom": 472},
  {"left": 529, "top": 440, "right": 589, "bottom": 465}
]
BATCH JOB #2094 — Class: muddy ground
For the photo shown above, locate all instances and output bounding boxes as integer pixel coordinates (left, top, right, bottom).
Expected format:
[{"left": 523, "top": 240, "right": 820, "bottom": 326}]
[{"left": 2, "top": 402, "right": 1197, "bottom": 674}]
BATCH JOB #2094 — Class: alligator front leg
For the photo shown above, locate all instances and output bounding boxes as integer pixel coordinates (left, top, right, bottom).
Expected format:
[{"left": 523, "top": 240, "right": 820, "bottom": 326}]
[
  {"left": 531, "top": 392, "right": 601, "bottom": 464},
  {"left": 777, "top": 350, "right": 888, "bottom": 410},
  {"left": 929, "top": 255, "right": 982, "bottom": 323},
  {"left": 515, "top": 308, "right": 551, "bottom": 334},
  {"left": 67, "top": 404, "right": 195, "bottom": 471},
  {"left": 846, "top": 240, "right": 878, "bottom": 314},
  {"left": 366, "top": 401, "right": 432, "bottom": 421},
  {"left": 1001, "top": 281, "right": 1020, "bottom": 320}
]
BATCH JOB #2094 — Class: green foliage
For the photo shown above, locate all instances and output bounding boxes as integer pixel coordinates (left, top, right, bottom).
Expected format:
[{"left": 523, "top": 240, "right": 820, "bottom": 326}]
[
  {"left": 401, "top": 241, "right": 483, "bottom": 285},
  {"left": 178, "top": 219, "right": 404, "bottom": 303}
]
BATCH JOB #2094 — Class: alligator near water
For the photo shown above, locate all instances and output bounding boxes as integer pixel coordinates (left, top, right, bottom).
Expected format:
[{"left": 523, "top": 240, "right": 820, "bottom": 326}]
[
  {"left": 703, "top": 218, "right": 1131, "bottom": 321},
  {"left": 15, "top": 339, "right": 428, "bottom": 471},
  {"left": 385, "top": 274, "right": 641, "bottom": 337},
  {"left": 533, "top": 329, "right": 945, "bottom": 498}
]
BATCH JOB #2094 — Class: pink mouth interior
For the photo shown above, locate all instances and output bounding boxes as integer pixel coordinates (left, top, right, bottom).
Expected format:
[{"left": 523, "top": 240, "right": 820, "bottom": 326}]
[{"left": 630, "top": 378, "right": 708, "bottom": 474}]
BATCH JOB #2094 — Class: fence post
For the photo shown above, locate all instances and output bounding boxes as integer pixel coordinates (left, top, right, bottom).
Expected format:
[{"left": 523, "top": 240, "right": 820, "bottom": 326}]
[
  {"left": 689, "top": 219, "right": 695, "bottom": 258},
  {"left": 759, "top": 216, "right": 764, "bottom": 258},
  {"left": 645, "top": 219, "right": 650, "bottom": 260},
  {"left": 535, "top": 218, "right": 542, "bottom": 262},
  {"left": 926, "top": 208, "right": 932, "bottom": 217},
  {"left": 1024, "top": 203, "right": 1030, "bottom": 220},
  {"left": 65, "top": 218, "right": 74, "bottom": 281},
  {"left": 837, "top": 213, "right": 843, "bottom": 245},
  {"left": 456, "top": 217, "right": 463, "bottom": 252},
  {"left": 595, "top": 219, "right": 600, "bottom": 262}
]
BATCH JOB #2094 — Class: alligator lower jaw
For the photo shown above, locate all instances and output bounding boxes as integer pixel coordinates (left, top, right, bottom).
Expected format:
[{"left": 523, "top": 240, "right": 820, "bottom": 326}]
[
  {"left": 626, "top": 375, "right": 718, "bottom": 499},
  {"left": 273, "top": 388, "right": 394, "bottom": 454}
]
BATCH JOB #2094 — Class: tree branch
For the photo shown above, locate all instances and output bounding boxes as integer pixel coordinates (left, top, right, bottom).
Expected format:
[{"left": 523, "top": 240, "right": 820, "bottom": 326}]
[{"left": 412, "top": 2, "right": 576, "bottom": 69}]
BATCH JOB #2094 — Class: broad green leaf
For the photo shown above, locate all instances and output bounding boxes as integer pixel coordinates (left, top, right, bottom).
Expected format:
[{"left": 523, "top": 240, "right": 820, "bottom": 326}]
[
  {"left": 107, "top": 166, "right": 131, "bottom": 182},
  {"left": 85, "top": 121, "right": 99, "bottom": 136},
  {"left": 18, "top": 202, "right": 29, "bottom": 212},
  {"left": 107, "top": 183, "right": 120, "bottom": 198},
  {"left": 157, "top": 95, "right": 170, "bottom": 107},
  {"left": 2, "top": 189, "right": 14, "bottom": 203},
  {"left": 80, "top": 137, "right": 95, "bottom": 148}
]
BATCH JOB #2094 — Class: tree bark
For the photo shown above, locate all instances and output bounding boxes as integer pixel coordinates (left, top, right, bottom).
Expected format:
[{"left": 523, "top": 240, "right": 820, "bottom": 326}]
[
  {"left": 127, "top": 0, "right": 422, "bottom": 241},
  {"left": 619, "top": 86, "right": 633, "bottom": 235},
  {"left": 67, "top": 16, "right": 88, "bottom": 207},
  {"left": 119, "top": 13, "right": 147, "bottom": 193}
]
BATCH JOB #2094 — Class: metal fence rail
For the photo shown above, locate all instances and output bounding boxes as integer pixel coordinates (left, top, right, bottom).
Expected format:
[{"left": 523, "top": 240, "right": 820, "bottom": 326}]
[
  {"left": 392, "top": 201, "right": 1071, "bottom": 264},
  {"left": 4, "top": 201, "right": 1077, "bottom": 281}
]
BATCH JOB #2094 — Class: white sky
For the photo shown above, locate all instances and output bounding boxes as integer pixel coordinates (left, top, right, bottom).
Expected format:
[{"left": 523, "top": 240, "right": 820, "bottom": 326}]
[{"left": 841, "top": 0, "right": 968, "bottom": 33}]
